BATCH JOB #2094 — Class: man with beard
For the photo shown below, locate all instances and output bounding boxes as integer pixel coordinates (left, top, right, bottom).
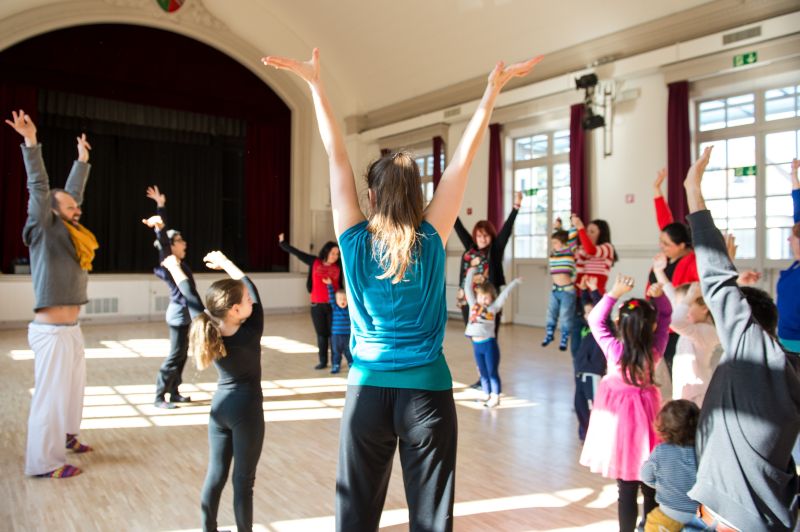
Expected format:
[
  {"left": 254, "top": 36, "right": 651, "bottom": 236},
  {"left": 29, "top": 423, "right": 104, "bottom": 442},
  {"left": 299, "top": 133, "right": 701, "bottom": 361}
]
[{"left": 6, "top": 110, "right": 98, "bottom": 478}]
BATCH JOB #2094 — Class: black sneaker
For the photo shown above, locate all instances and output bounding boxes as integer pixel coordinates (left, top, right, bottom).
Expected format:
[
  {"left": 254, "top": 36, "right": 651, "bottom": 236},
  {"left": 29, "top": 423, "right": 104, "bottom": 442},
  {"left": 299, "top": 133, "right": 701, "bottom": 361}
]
[
  {"left": 314, "top": 363, "right": 327, "bottom": 370},
  {"left": 469, "top": 380, "right": 482, "bottom": 390},
  {"left": 170, "top": 394, "right": 191, "bottom": 403}
]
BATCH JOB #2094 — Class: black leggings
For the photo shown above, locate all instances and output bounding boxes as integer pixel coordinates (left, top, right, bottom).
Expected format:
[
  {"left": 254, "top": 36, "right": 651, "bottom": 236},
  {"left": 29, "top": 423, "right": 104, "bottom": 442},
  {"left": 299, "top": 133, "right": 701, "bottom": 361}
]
[
  {"left": 336, "top": 385, "right": 458, "bottom": 532},
  {"left": 617, "top": 479, "right": 656, "bottom": 532},
  {"left": 310, "top": 303, "right": 333, "bottom": 366},
  {"left": 201, "top": 388, "right": 265, "bottom": 532},
  {"left": 155, "top": 324, "right": 189, "bottom": 400}
]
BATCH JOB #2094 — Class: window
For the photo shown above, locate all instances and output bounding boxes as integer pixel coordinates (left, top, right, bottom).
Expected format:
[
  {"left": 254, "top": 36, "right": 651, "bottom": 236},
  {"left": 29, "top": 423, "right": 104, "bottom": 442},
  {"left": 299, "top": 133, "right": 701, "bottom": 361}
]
[
  {"left": 696, "top": 83, "right": 800, "bottom": 261},
  {"left": 415, "top": 153, "right": 445, "bottom": 206},
  {"left": 511, "top": 129, "right": 570, "bottom": 259}
]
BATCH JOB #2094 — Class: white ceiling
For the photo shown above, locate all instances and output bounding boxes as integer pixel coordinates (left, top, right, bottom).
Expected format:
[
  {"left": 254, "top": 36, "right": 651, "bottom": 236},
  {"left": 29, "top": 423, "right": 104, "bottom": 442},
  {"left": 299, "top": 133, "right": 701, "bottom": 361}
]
[
  {"left": 203, "top": 0, "right": 713, "bottom": 112},
  {"left": 2, "top": 0, "right": 714, "bottom": 113}
]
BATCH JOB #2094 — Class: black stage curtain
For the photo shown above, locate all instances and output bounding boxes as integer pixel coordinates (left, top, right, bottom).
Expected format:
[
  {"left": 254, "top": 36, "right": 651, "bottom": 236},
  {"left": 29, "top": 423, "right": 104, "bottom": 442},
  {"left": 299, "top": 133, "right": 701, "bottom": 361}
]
[{"left": 38, "top": 110, "right": 244, "bottom": 273}]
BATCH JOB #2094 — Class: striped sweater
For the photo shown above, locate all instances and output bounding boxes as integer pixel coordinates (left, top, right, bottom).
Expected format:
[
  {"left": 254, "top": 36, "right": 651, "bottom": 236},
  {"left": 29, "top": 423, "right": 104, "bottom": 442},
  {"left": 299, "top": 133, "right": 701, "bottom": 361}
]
[
  {"left": 327, "top": 284, "right": 351, "bottom": 336},
  {"left": 549, "top": 247, "right": 576, "bottom": 278},
  {"left": 572, "top": 227, "right": 616, "bottom": 293}
]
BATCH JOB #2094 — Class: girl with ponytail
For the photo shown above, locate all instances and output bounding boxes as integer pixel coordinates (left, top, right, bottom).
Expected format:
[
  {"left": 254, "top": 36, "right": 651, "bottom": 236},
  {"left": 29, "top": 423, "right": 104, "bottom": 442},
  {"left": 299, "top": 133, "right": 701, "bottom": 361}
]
[
  {"left": 263, "top": 48, "right": 543, "bottom": 531},
  {"left": 579, "top": 274, "right": 672, "bottom": 532},
  {"left": 162, "top": 251, "right": 263, "bottom": 532}
]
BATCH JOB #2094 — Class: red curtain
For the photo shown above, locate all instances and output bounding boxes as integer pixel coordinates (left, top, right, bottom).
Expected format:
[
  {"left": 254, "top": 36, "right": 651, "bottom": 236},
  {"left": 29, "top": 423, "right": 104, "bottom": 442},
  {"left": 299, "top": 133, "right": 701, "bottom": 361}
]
[
  {"left": 0, "top": 84, "right": 37, "bottom": 273},
  {"left": 487, "top": 123, "right": 503, "bottom": 231},
  {"left": 432, "top": 136, "right": 444, "bottom": 190},
  {"left": 245, "top": 121, "right": 291, "bottom": 270},
  {"left": 569, "top": 104, "right": 589, "bottom": 221},
  {"left": 667, "top": 81, "right": 691, "bottom": 223}
]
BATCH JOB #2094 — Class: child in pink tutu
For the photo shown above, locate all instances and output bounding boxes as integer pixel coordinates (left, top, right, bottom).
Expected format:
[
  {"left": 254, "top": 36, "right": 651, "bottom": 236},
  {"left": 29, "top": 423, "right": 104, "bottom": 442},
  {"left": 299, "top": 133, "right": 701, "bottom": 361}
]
[{"left": 579, "top": 274, "right": 672, "bottom": 532}]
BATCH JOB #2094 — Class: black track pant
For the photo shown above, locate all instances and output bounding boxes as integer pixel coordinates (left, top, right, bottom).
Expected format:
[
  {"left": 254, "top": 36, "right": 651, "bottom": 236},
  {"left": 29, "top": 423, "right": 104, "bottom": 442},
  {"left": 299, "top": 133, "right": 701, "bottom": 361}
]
[
  {"left": 617, "top": 479, "right": 656, "bottom": 532},
  {"left": 310, "top": 303, "right": 333, "bottom": 366},
  {"left": 201, "top": 388, "right": 265, "bottom": 532},
  {"left": 155, "top": 324, "right": 189, "bottom": 400},
  {"left": 336, "top": 385, "right": 457, "bottom": 532}
]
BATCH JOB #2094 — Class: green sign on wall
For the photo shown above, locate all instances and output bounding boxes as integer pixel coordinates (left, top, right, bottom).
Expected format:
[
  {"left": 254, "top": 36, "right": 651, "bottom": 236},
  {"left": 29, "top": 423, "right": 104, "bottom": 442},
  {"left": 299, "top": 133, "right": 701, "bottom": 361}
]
[
  {"left": 734, "top": 166, "right": 757, "bottom": 177},
  {"left": 733, "top": 51, "right": 757, "bottom": 68}
]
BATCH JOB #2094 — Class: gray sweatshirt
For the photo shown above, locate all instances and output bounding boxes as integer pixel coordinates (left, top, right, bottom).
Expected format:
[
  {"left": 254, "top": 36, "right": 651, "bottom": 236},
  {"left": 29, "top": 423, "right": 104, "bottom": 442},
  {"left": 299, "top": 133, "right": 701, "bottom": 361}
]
[
  {"left": 687, "top": 209, "right": 800, "bottom": 531},
  {"left": 21, "top": 144, "right": 91, "bottom": 311},
  {"left": 464, "top": 268, "right": 520, "bottom": 339}
]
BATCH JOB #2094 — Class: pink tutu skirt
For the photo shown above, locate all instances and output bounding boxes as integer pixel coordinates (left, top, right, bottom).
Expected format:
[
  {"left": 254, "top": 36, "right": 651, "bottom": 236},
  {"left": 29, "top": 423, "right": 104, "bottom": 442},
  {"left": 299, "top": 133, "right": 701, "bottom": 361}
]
[{"left": 579, "top": 374, "right": 661, "bottom": 481}]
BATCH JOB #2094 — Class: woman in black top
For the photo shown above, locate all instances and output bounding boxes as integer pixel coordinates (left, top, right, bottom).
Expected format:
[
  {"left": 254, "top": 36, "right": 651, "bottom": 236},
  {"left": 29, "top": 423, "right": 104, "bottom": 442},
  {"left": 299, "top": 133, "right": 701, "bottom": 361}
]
[
  {"left": 454, "top": 191, "right": 523, "bottom": 328},
  {"left": 162, "top": 251, "right": 263, "bottom": 532}
]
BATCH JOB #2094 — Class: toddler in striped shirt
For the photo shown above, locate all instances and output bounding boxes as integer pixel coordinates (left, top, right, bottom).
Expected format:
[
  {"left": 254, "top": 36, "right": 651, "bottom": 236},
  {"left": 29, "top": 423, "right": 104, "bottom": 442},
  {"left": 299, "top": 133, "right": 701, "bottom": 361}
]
[
  {"left": 542, "top": 224, "right": 577, "bottom": 351},
  {"left": 325, "top": 278, "right": 352, "bottom": 374}
]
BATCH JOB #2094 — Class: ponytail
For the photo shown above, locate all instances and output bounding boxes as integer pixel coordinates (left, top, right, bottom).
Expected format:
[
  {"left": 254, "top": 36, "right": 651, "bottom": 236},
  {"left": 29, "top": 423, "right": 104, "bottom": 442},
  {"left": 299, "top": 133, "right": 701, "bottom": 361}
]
[{"left": 187, "top": 279, "right": 245, "bottom": 370}]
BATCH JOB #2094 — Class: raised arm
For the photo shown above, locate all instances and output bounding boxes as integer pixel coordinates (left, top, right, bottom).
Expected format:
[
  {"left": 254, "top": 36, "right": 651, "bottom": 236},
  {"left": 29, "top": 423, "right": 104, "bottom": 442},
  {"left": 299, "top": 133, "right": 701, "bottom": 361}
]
[
  {"left": 653, "top": 168, "right": 674, "bottom": 229},
  {"left": 263, "top": 49, "right": 364, "bottom": 236},
  {"left": 493, "top": 192, "right": 522, "bottom": 254},
  {"left": 277, "top": 233, "right": 317, "bottom": 266},
  {"left": 453, "top": 217, "right": 475, "bottom": 250},
  {"left": 6, "top": 110, "right": 51, "bottom": 227},
  {"left": 64, "top": 133, "right": 92, "bottom": 205},
  {"left": 791, "top": 158, "right": 799, "bottom": 223},
  {"left": 646, "top": 285, "right": 672, "bottom": 358},
  {"left": 143, "top": 186, "right": 170, "bottom": 260},
  {"left": 489, "top": 277, "right": 521, "bottom": 312},
  {"left": 464, "top": 268, "right": 478, "bottom": 307},
  {"left": 161, "top": 255, "right": 204, "bottom": 317},
  {"left": 424, "top": 56, "right": 543, "bottom": 242},
  {"left": 588, "top": 274, "right": 634, "bottom": 363}
]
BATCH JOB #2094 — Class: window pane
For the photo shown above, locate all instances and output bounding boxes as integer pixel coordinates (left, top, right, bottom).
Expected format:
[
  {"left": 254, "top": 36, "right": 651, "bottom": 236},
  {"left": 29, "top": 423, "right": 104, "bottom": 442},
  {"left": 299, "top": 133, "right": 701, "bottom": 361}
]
[
  {"left": 700, "top": 140, "right": 727, "bottom": 170},
  {"left": 706, "top": 199, "right": 728, "bottom": 220},
  {"left": 766, "top": 164, "right": 793, "bottom": 196},
  {"left": 766, "top": 195, "right": 793, "bottom": 217},
  {"left": 766, "top": 97, "right": 796, "bottom": 121},
  {"left": 728, "top": 197, "right": 756, "bottom": 217},
  {"left": 730, "top": 229, "right": 755, "bottom": 259},
  {"left": 531, "top": 236, "right": 548, "bottom": 259},
  {"left": 701, "top": 170, "right": 726, "bottom": 199},
  {"left": 699, "top": 106, "right": 725, "bottom": 131},
  {"left": 553, "top": 186, "right": 571, "bottom": 212},
  {"left": 531, "top": 189, "right": 548, "bottom": 214},
  {"left": 727, "top": 136, "right": 755, "bottom": 168},
  {"left": 767, "top": 215, "right": 794, "bottom": 229},
  {"left": 728, "top": 217, "right": 756, "bottom": 229},
  {"left": 514, "top": 137, "right": 532, "bottom": 161},
  {"left": 713, "top": 218, "right": 728, "bottom": 230},
  {"left": 514, "top": 236, "right": 530, "bottom": 258},
  {"left": 727, "top": 170, "right": 755, "bottom": 198},
  {"left": 514, "top": 213, "right": 531, "bottom": 236},
  {"left": 531, "top": 134, "right": 548, "bottom": 159},
  {"left": 553, "top": 163, "right": 570, "bottom": 187},
  {"left": 727, "top": 94, "right": 753, "bottom": 105},
  {"left": 727, "top": 104, "right": 754, "bottom": 127},
  {"left": 553, "top": 130, "right": 570, "bottom": 154},
  {"left": 426, "top": 156, "right": 434, "bottom": 177},
  {"left": 765, "top": 87, "right": 794, "bottom": 99},
  {"left": 699, "top": 100, "right": 724, "bottom": 111},
  {"left": 415, "top": 157, "right": 426, "bottom": 174},
  {"left": 532, "top": 212, "right": 549, "bottom": 235},
  {"left": 765, "top": 130, "right": 797, "bottom": 165},
  {"left": 767, "top": 228, "right": 792, "bottom": 260}
]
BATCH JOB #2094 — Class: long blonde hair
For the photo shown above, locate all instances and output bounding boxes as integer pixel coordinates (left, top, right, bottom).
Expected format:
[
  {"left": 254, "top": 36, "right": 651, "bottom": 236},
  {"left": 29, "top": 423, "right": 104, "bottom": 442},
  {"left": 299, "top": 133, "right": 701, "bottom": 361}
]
[
  {"left": 188, "top": 279, "right": 245, "bottom": 370},
  {"left": 366, "top": 152, "right": 424, "bottom": 284}
]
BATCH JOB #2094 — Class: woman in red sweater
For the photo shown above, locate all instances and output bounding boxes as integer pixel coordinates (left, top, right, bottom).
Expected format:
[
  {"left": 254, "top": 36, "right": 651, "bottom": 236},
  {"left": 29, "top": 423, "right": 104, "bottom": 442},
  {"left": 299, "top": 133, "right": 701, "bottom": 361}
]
[{"left": 278, "top": 233, "right": 343, "bottom": 370}]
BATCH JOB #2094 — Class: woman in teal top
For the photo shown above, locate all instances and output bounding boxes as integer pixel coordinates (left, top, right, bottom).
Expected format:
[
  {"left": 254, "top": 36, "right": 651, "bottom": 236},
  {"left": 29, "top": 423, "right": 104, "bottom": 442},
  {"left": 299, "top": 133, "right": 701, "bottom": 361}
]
[{"left": 263, "top": 48, "right": 542, "bottom": 532}]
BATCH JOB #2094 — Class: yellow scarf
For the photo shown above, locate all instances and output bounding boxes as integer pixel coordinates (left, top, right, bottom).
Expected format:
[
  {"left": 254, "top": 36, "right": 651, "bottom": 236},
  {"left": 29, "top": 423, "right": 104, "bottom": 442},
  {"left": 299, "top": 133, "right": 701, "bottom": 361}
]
[{"left": 62, "top": 219, "right": 99, "bottom": 271}]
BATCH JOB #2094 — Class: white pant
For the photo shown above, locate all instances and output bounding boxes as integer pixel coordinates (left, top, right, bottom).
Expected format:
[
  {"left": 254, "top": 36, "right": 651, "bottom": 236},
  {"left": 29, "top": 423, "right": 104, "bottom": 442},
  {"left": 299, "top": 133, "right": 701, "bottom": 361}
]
[{"left": 25, "top": 322, "right": 86, "bottom": 475}]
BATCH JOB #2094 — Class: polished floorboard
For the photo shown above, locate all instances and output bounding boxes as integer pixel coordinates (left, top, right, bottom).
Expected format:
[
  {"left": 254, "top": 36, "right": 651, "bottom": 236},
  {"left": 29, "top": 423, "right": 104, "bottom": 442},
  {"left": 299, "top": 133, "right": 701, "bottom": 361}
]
[{"left": 0, "top": 314, "right": 620, "bottom": 531}]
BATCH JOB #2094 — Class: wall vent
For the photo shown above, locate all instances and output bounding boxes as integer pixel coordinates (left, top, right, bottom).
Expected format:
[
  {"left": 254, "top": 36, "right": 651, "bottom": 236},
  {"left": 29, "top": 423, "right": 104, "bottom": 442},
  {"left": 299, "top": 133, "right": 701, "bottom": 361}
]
[
  {"left": 443, "top": 107, "right": 461, "bottom": 118},
  {"left": 154, "top": 295, "right": 170, "bottom": 312},
  {"left": 723, "top": 26, "right": 761, "bottom": 45},
  {"left": 85, "top": 297, "right": 119, "bottom": 315}
]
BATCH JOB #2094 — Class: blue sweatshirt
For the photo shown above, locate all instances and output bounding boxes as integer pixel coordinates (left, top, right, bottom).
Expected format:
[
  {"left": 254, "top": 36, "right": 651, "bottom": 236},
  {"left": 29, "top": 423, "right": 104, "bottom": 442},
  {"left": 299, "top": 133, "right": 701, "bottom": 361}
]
[{"left": 776, "top": 188, "right": 800, "bottom": 351}]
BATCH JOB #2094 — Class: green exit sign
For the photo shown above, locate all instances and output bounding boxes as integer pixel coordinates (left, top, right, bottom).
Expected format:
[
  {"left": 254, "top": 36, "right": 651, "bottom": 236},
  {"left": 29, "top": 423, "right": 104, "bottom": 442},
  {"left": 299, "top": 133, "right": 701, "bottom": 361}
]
[
  {"left": 733, "top": 51, "right": 757, "bottom": 67},
  {"left": 734, "top": 166, "right": 757, "bottom": 177}
]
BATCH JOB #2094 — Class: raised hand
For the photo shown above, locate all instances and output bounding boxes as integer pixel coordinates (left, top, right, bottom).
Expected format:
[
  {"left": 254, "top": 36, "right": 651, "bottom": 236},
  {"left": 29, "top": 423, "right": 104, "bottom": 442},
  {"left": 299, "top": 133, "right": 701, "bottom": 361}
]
[
  {"left": 646, "top": 282, "right": 664, "bottom": 299},
  {"left": 654, "top": 168, "right": 667, "bottom": 196},
  {"left": 570, "top": 213, "right": 584, "bottom": 230},
  {"left": 652, "top": 252, "right": 668, "bottom": 272},
  {"left": 141, "top": 215, "right": 164, "bottom": 229},
  {"left": 76, "top": 133, "right": 92, "bottom": 163},
  {"left": 585, "top": 275, "right": 598, "bottom": 292},
  {"left": 724, "top": 233, "right": 738, "bottom": 260},
  {"left": 262, "top": 48, "right": 320, "bottom": 86},
  {"left": 737, "top": 269, "right": 762, "bottom": 286},
  {"left": 4, "top": 109, "right": 37, "bottom": 146},
  {"left": 203, "top": 251, "right": 231, "bottom": 271},
  {"left": 684, "top": 146, "right": 712, "bottom": 191},
  {"left": 554, "top": 217, "right": 563, "bottom": 231},
  {"left": 161, "top": 254, "right": 180, "bottom": 270},
  {"left": 278, "top": 233, "right": 285, "bottom": 243},
  {"left": 791, "top": 158, "right": 799, "bottom": 190},
  {"left": 513, "top": 191, "right": 523, "bottom": 209},
  {"left": 146, "top": 185, "right": 166, "bottom": 207},
  {"left": 487, "top": 55, "right": 544, "bottom": 93},
  {"left": 609, "top": 274, "right": 635, "bottom": 299}
]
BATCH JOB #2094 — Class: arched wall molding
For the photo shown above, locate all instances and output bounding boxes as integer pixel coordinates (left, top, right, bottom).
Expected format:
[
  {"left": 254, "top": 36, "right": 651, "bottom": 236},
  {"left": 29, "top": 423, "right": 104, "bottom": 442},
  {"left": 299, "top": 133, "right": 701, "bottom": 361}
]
[{"left": 0, "top": 0, "right": 314, "bottom": 271}]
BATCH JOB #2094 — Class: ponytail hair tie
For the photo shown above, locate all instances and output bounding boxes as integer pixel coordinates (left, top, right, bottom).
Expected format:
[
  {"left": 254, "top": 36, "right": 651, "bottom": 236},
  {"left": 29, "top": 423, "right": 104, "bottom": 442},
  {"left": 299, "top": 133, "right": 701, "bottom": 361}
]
[
  {"left": 204, "top": 309, "right": 220, "bottom": 324},
  {"left": 624, "top": 300, "right": 640, "bottom": 311}
]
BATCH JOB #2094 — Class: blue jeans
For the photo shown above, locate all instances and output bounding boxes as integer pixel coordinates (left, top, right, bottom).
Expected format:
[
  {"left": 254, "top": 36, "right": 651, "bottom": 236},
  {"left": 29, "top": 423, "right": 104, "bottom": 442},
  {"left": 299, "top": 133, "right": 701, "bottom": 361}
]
[
  {"left": 545, "top": 287, "right": 576, "bottom": 339},
  {"left": 331, "top": 334, "right": 352, "bottom": 368},
  {"left": 472, "top": 338, "right": 501, "bottom": 394}
]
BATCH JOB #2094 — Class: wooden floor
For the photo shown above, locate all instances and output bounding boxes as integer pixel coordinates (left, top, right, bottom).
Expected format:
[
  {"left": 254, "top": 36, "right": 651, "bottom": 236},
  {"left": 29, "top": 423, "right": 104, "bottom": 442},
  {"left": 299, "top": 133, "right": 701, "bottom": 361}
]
[{"left": 0, "top": 314, "right": 620, "bottom": 531}]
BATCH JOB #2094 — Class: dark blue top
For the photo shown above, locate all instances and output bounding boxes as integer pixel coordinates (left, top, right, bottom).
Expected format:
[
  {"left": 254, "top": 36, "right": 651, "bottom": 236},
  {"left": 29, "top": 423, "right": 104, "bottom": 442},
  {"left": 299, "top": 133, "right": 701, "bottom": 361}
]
[
  {"left": 573, "top": 289, "right": 608, "bottom": 375},
  {"left": 776, "top": 189, "right": 800, "bottom": 348},
  {"left": 328, "top": 284, "right": 351, "bottom": 336},
  {"left": 151, "top": 206, "right": 199, "bottom": 326}
]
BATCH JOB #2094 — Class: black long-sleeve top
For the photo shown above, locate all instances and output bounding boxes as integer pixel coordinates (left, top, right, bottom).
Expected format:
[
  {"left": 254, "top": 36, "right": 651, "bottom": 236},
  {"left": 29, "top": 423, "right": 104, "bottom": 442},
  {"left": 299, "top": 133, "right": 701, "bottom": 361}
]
[
  {"left": 178, "top": 275, "right": 264, "bottom": 391},
  {"left": 454, "top": 208, "right": 519, "bottom": 289},
  {"left": 152, "top": 205, "right": 200, "bottom": 326},
  {"left": 572, "top": 290, "right": 608, "bottom": 375}
]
